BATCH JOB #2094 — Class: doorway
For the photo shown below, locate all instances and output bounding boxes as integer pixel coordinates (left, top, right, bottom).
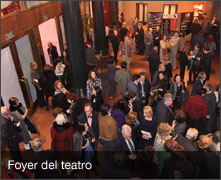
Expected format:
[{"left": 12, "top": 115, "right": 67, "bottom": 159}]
[
  {"left": 15, "top": 34, "right": 37, "bottom": 103},
  {"left": 1, "top": 47, "right": 27, "bottom": 108},
  {"left": 38, "top": 18, "right": 61, "bottom": 65}
]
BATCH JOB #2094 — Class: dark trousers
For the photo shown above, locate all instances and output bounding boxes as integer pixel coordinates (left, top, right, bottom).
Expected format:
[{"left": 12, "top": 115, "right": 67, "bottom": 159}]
[
  {"left": 35, "top": 87, "right": 46, "bottom": 107},
  {"left": 188, "top": 116, "right": 203, "bottom": 135},
  {"left": 206, "top": 115, "right": 216, "bottom": 134},
  {"left": 113, "top": 46, "right": 119, "bottom": 62},
  {"left": 141, "top": 97, "right": 148, "bottom": 109},
  {"left": 205, "top": 69, "right": 211, "bottom": 81},
  {"left": 45, "top": 94, "right": 54, "bottom": 109},
  {"left": 105, "top": 36, "right": 109, "bottom": 50},
  {"left": 145, "top": 45, "right": 152, "bottom": 60},
  {"left": 180, "top": 63, "right": 186, "bottom": 80},
  {"left": 100, "top": 138, "right": 115, "bottom": 165},
  {"left": 189, "top": 67, "right": 198, "bottom": 82},
  {"left": 8, "top": 143, "right": 22, "bottom": 161},
  {"left": 150, "top": 69, "right": 155, "bottom": 81},
  {"left": 136, "top": 41, "right": 144, "bottom": 54},
  {"left": 173, "top": 100, "right": 182, "bottom": 110},
  {"left": 109, "top": 79, "right": 117, "bottom": 97}
]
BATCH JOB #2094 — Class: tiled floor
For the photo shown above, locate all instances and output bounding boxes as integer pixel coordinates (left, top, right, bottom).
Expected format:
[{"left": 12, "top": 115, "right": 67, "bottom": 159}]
[{"left": 23, "top": 47, "right": 220, "bottom": 151}]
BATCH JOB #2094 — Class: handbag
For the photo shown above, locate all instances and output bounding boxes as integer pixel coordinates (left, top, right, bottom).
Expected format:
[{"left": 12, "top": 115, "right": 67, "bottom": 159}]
[{"left": 24, "top": 118, "right": 37, "bottom": 134}]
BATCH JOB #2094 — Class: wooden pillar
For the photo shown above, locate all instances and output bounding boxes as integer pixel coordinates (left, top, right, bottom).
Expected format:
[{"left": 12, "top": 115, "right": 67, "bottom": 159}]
[
  {"left": 79, "top": 1, "right": 87, "bottom": 42},
  {"left": 92, "top": 1, "right": 108, "bottom": 55},
  {"left": 62, "top": 1, "right": 87, "bottom": 96},
  {"left": 110, "top": 1, "right": 119, "bottom": 27}
]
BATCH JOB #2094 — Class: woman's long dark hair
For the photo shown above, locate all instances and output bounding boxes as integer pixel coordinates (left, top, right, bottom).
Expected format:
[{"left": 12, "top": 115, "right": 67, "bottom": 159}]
[
  {"left": 76, "top": 122, "right": 86, "bottom": 134},
  {"left": 149, "top": 87, "right": 159, "bottom": 104},
  {"left": 112, "top": 99, "right": 127, "bottom": 114},
  {"left": 100, "top": 104, "right": 111, "bottom": 116}
]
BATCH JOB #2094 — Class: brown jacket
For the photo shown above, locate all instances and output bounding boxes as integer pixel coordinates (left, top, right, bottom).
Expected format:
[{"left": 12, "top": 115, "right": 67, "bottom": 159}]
[{"left": 99, "top": 113, "right": 118, "bottom": 140}]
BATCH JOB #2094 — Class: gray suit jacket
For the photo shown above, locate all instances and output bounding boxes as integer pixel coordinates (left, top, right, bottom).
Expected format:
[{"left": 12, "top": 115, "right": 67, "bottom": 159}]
[
  {"left": 119, "top": 41, "right": 132, "bottom": 57},
  {"left": 115, "top": 69, "right": 131, "bottom": 93},
  {"left": 127, "top": 81, "right": 142, "bottom": 103},
  {"left": 144, "top": 32, "right": 153, "bottom": 46}
]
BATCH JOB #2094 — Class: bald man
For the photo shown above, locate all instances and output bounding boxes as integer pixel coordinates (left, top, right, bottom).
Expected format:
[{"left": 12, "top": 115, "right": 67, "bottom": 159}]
[
  {"left": 47, "top": 42, "right": 59, "bottom": 67},
  {"left": 1, "top": 106, "right": 22, "bottom": 160}
]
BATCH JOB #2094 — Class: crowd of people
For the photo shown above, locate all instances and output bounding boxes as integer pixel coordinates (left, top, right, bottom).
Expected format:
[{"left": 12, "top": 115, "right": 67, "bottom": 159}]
[{"left": 1, "top": 13, "right": 220, "bottom": 179}]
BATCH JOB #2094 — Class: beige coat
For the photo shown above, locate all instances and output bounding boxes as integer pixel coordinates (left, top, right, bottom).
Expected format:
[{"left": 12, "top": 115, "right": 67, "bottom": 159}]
[{"left": 99, "top": 113, "right": 118, "bottom": 140}]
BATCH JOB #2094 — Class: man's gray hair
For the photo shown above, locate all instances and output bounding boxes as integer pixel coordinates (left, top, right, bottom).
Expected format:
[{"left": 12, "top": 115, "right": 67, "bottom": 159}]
[
  {"left": 186, "top": 128, "right": 198, "bottom": 140},
  {"left": 121, "top": 124, "right": 131, "bottom": 134},
  {"left": 163, "top": 93, "right": 173, "bottom": 102},
  {"left": 198, "top": 72, "right": 206, "bottom": 80},
  {"left": 204, "top": 84, "right": 212, "bottom": 91},
  {"left": 31, "top": 138, "right": 42, "bottom": 152}
]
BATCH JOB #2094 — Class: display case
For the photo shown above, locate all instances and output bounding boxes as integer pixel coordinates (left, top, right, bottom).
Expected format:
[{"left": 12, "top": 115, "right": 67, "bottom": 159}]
[
  {"left": 180, "top": 12, "right": 194, "bottom": 35},
  {"left": 148, "top": 12, "right": 163, "bottom": 31}
]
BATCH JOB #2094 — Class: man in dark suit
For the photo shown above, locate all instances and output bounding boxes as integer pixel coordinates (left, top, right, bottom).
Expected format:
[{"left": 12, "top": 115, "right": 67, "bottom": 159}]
[
  {"left": 148, "top": 46, "right": 160, "bottom": 80},
  {"left": 191, "top": 72, "right": 207, "bottom": 96},
  {"left": 203, "top": 84, "right": 217, "bottom": 133},
  {"left": 1, "top": 106, "right": 22, "bottom": 161},
  {"left": 138, "top": 72, "right": 150, "bottom": 107},
  {"left": 174, "top": 128, "right": 199, "bottom": 172},
  {"left": 47, "top": 42, "right": 59, "bottom": 67},
  {"left": 77, "top": 102, "right": 99, "bottom": 149},
  {"left": 113, "top": 125, "right": 137, "bottom": 161},
  {"left": 127, "top": 74, "right": 142, "bottom": 112},
  {"left": 156, "top": 93, "right": 174, "bottom": 126},
  {"left": 30, "top": 138, "right": 60, "bottom": 179}
]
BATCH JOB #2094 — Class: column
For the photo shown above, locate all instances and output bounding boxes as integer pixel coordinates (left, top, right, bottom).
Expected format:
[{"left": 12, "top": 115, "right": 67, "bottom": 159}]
[
  {"left": 110, "top": 1, "right": 119, "bottom": 28},
  {"left": 79, "top": 1, "right": 87, "bottom": 42},
  {"left": 62, "top": 1, "right": 87, "bottom": 96},
  {"left": 92, "top": 1, "right": 108, "bottom": 55}
]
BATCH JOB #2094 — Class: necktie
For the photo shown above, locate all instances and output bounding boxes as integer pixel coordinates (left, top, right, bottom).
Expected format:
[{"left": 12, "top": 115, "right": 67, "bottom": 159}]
[
  {"left": 87, "top": 116, "right": 92, "bottom": 127},
  {"left": 141, "top": 81, "right": 145, "bottom": 97},
  {"left": 128, "top": 139, "right": 135, "bottom": 154}
]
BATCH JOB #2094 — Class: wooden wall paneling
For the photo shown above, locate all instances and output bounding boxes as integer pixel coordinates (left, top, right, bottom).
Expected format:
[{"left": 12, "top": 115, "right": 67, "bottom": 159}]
[
  {"left": 9, "top": 42, "right": 32, "bottom": 109},
  {"left": 1, "top": 97, "right": 5, "bottom": 106},
  {"left": 136, "top": 3, "right": 139, "bottom": 19},
  {"left": 103, "top": 1, "right": 111, "bottom": 26},
  {"left": 55, "top": 15, "right": 64, "bottom": 54},
  {"left": 79, "top": 1, "right": 87, "bottom": 41},
  {"left": 1, "top": 1, "right": 62, "bottom": 45},
  {"left": 29, "top": 29, "right": 44, "bottom": 75}
]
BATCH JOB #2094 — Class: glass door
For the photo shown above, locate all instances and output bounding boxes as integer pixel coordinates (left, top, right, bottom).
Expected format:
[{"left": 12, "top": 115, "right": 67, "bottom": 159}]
[
  {"left": 15, "top": 34, "right": 37, "bottom": 103},
  {"left": 1, "top": 47, "right": 27, "bottom": 108}
]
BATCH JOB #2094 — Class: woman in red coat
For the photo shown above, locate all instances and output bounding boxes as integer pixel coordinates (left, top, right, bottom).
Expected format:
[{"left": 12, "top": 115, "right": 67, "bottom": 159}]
[{"left": 51, "top": 113, "right": 74, "bottom": 161}]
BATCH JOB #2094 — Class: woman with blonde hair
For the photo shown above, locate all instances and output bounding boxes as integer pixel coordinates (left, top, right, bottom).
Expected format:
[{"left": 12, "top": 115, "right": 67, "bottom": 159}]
[
  {"left": 139, "top": 106, "right": 159, "bottom": 147},
  {"left": 52, "top": 80, "right": 69, "bottom": 112},
  {"left": 30, "top": 62, "right": 46, "bottom": 107},
  {"left": 125, "top": 111, "right": 140, "bottom": 142},
  {"left": 153, "top": 123, "right": 172, "bottom": 151}
]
